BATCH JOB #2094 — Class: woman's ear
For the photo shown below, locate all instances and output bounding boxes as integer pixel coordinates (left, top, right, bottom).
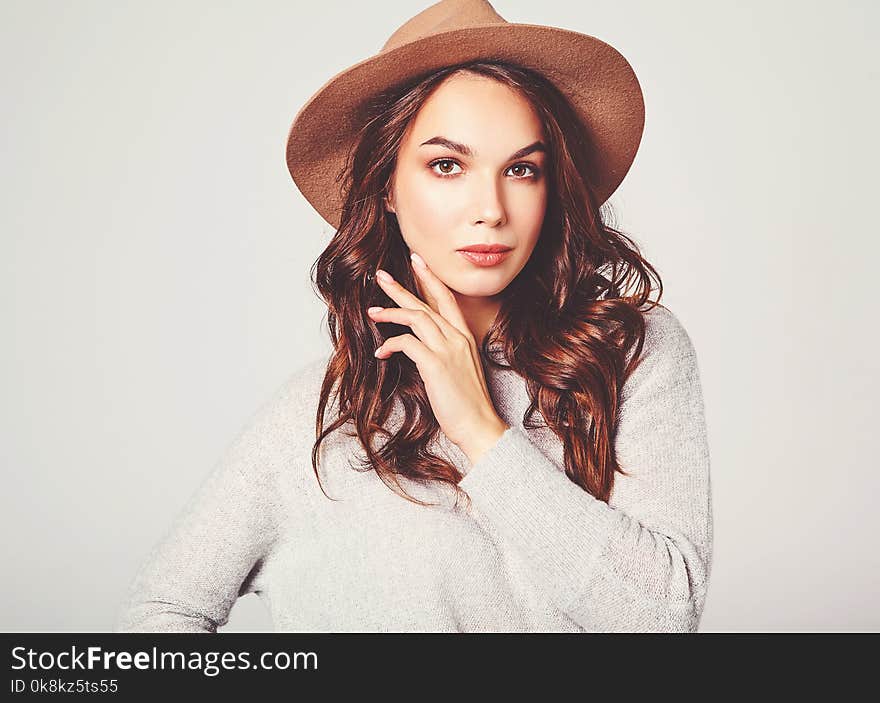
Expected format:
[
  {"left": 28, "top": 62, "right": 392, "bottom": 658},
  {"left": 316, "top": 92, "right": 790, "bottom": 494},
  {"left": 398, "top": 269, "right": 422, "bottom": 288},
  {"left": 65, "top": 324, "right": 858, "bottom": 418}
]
[{"left": 384, "top": 191, "right": 396, "bottom": 214}]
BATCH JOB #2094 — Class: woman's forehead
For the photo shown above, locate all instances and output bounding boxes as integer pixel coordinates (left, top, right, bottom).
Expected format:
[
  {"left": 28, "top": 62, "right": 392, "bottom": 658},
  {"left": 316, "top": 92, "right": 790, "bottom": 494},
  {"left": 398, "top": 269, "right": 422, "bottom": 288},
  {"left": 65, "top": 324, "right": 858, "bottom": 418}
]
[{"left": 402, "top": 76, "right": 545, "bottom": 157}]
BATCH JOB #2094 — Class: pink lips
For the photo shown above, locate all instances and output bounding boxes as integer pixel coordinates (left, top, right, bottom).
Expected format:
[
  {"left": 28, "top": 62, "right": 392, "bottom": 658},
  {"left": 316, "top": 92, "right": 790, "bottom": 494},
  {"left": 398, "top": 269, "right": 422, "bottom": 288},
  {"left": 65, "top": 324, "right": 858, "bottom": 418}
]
[
  {"left": 457, "top": 249, "right": 511, "bottom": 266},
  {"left": 456, "top": 244, "right": 512, "bottom": 267}
]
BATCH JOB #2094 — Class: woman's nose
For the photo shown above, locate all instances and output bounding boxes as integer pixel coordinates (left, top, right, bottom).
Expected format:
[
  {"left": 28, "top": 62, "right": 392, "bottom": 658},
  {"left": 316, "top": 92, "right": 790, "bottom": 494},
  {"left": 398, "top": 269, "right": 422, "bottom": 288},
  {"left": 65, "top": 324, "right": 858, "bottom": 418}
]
[{"left": 471, "top": 175, "right": 506, "bottom": 227}]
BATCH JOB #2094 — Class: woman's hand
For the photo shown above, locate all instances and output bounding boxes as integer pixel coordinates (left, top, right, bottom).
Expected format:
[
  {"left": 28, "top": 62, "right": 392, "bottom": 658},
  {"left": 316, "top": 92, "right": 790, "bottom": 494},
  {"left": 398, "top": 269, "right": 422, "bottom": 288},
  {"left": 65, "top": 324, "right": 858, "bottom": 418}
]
[{"left": 367, "top": 251, "right": 509, "bottom": 466}]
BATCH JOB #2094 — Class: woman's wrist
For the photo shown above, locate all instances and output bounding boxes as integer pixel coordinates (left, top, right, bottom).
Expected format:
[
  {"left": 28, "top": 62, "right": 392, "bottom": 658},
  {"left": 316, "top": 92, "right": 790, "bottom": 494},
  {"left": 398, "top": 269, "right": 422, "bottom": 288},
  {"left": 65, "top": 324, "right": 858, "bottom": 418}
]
[{"left": 458, "top": 417, "right": 510, "bottom": 468}]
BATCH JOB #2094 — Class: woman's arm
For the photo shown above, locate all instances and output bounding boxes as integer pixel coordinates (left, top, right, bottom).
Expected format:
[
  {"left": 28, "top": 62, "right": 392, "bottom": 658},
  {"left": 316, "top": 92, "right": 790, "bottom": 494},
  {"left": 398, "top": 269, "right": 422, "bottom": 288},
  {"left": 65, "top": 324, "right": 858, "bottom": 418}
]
[
  {"left": 113, "top": 379, "right": 296, "bottom": 633},
  {"left": 458, "top": 305, "right": 713, "bottom": 632}
]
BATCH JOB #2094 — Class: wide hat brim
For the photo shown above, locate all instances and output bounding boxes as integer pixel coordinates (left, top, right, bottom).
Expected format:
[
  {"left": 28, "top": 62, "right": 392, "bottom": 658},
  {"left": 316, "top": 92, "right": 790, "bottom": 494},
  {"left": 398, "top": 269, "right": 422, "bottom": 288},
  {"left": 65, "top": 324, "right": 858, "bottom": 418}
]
[{"left": 285, "top": 22, "right": 645, "bottom": 230}]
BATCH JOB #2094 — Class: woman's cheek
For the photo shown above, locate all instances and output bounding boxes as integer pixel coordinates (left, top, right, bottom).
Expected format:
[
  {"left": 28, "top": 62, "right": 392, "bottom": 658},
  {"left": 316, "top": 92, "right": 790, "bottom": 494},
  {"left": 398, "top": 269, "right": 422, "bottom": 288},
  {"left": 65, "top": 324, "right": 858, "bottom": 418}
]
[
  {"left": 419, "top": 184, "right": 459, "bottom": 222},
  {"left": 407, "top": 197, "right": 458, "bottom": 250}
]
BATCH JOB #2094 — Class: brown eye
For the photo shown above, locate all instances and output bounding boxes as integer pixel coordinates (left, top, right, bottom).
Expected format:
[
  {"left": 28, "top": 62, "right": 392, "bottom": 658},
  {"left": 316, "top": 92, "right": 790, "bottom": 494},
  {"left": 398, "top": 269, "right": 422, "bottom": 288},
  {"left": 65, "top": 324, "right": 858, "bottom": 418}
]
[
  {"left": 508, "top": 163, "right": 540, "bottom": 179},
  {"left": 428, "top": 159, "right": 462, "bottom": 177}
]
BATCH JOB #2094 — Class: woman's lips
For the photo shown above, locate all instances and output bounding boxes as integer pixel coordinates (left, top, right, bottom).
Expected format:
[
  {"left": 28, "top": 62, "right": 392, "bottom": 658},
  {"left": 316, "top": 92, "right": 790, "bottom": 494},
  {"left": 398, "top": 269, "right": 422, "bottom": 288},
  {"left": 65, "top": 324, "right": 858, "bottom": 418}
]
[{"left": 457, "top": 250, "right": 511, "bottom": 266}]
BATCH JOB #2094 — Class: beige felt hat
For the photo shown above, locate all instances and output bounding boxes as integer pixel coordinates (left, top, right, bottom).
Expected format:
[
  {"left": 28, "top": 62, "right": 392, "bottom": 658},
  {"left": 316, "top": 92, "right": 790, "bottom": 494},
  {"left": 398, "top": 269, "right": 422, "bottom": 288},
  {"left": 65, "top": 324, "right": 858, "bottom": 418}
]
[{"left": 285, "top": 0, "right": 645, "bottom": 230}]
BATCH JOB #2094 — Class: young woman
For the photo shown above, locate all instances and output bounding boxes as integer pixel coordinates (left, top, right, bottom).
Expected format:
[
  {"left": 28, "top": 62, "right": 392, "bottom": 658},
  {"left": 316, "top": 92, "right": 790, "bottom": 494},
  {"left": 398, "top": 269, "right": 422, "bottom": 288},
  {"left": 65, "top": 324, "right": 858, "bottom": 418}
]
[{"left": 115, "top": 0, "right": 712, "bottom": 633}]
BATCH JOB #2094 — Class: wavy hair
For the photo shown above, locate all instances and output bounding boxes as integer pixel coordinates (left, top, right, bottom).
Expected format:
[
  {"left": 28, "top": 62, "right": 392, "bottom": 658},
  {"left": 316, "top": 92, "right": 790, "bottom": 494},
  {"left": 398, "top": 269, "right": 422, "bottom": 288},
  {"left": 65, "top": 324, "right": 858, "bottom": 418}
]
[{"left": 309, "top": 60, "right": 662, "bottom": 510}]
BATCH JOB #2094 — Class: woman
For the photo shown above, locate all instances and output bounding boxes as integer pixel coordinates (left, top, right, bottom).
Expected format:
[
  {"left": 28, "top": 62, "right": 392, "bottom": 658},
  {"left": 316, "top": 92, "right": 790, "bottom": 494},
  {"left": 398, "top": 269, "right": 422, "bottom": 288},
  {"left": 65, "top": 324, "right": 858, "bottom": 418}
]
[{"left": 115, "top": 0, "right": 712, "bottom": 633}]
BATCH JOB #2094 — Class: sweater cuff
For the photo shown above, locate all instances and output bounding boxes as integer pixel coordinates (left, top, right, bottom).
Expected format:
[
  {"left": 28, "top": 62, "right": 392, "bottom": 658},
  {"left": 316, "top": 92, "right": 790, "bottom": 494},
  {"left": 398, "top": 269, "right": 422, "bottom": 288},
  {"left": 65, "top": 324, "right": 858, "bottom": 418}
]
[{"left": 457, "top": 425, "right": 618, "bottom": 609}]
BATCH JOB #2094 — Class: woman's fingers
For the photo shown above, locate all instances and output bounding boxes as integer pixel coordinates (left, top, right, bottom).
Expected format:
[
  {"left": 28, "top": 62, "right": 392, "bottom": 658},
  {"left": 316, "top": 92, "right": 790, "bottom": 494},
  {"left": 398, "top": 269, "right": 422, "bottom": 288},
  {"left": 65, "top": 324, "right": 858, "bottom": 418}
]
[
  {"left": 373, "top": 267, "right": 457, "bottom": 339},
  {"left": 408, "top": 252, "right": 471, "bottom": 337},
  {"left": 367, "top": 305, "right": 446, "bottom": 351},
  {"left": 374, "top": 334, "right": 434, "bottom": 370}
]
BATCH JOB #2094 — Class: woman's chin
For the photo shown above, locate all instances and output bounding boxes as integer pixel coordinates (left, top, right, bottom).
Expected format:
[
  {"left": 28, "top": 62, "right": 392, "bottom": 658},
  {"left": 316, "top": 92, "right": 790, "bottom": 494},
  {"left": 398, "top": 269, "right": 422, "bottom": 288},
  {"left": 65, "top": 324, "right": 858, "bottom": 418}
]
[{"left": 446, "top": 276, "right": 511, "bottom": 299}]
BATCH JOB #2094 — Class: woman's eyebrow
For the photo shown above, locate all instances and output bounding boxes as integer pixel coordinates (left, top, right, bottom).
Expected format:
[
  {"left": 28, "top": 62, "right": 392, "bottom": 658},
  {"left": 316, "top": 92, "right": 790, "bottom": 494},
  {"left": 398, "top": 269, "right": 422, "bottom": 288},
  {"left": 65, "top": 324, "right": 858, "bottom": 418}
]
[{"left": 419, "top": 136, "right": 546, "bottom": 160}]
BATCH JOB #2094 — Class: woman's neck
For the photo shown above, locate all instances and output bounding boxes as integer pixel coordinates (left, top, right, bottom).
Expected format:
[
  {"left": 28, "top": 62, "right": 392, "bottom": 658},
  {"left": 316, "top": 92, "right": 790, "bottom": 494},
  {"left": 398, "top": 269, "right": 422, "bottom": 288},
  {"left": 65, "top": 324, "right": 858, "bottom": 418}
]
[{"left": 451, "top": 292, "right": 502, "bottom": 349}]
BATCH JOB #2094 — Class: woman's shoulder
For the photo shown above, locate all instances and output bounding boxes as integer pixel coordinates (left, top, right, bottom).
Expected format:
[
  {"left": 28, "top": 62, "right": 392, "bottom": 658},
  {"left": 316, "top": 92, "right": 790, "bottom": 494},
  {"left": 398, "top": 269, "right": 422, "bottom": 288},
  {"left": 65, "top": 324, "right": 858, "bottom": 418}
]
[
  {"left": 622, "top": 302, "right": 702, "bottom": 396},
  {"left": 264, "top": 352, "right": 333, "bottom": 430},
  {"left": 228, "top": 353, "right": 332, "bottom": 466},
  {"left": 277, "top": 352, "right": 332, "bottom": 403},
  {"left": 641, "top": 302, "right": 696, "bottom": 352}
]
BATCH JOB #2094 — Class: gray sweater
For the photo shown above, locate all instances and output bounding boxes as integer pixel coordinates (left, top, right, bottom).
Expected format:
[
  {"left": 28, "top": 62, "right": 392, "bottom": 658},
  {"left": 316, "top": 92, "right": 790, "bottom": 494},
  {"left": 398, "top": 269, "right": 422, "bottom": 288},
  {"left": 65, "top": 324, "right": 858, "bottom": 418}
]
[{"left": 114, "top": 304, "right": 712, "bottom": 632}]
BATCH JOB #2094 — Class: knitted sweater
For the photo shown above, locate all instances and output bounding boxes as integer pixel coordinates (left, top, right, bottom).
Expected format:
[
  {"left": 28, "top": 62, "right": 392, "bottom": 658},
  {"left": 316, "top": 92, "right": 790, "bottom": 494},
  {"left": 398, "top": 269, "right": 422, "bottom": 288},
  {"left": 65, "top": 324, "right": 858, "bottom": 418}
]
[{"left": 114, "top": 304, "right": 712, "bottom": 633}]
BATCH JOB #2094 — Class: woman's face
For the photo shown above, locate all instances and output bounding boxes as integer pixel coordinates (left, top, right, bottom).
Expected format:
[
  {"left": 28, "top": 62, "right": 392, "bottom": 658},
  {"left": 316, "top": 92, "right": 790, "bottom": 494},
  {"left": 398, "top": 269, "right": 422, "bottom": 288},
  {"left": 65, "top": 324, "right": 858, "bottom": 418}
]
[{"left": 386, "top": 73, "right": 548, "bottom": 301}]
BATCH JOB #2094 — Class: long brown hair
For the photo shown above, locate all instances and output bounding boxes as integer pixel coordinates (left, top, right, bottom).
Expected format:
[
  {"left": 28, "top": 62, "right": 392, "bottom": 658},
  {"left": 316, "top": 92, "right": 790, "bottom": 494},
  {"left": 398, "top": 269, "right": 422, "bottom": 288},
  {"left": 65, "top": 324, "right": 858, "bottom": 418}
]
[{"left": 309, "top": 60, "right": 662, "bottom": 510}]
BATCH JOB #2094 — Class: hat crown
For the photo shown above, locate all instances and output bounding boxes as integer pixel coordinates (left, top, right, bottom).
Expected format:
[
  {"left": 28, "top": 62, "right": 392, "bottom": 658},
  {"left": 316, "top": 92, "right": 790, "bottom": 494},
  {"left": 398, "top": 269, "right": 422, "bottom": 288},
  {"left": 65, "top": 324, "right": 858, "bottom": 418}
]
[{"left": 380, "top": 0, "right": 507, "bottom": 54}]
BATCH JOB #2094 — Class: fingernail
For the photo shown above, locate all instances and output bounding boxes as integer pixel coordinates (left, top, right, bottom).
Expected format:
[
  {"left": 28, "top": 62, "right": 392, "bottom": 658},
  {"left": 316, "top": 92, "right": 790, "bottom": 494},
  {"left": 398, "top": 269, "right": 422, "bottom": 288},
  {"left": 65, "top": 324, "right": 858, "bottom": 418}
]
[
  {"left": 376, "top": 269, "right": 392, "bottom": 283},
  {"left": 410, "top": 252, "right": 427, "bottom": 269},
  {"left": 367, "top": 306, "right": 383, "bottom": 314}
]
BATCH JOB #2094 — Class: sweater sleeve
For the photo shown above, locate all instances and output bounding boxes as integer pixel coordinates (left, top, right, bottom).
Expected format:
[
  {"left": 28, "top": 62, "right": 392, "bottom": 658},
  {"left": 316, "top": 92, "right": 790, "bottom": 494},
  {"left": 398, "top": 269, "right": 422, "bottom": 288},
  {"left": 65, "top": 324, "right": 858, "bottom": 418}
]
[
  {"left": 458, "top": 305, "right": 713, "bottom": 632},
  {"left": 112, "top": 378, "right": 294, "bottom": 633}
]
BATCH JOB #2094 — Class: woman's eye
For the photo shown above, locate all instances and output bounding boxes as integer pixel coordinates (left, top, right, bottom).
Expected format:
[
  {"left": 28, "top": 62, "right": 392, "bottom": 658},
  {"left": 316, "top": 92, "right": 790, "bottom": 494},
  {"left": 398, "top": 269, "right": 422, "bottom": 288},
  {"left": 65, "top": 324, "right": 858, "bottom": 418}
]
[
  {"left": 427, "top": 159, "right": 541, "bottom": 179},
  {"left": 508, "top": 163, "right": 539, "bottom": 179},
  {"left": 429, "top": 159, "right": 462, "bottom": 177}
]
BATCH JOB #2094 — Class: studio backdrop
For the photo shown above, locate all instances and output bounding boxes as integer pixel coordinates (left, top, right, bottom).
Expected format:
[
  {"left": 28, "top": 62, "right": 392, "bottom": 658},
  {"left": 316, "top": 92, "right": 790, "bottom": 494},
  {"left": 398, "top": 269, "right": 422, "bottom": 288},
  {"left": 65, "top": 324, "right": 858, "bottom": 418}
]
[{"left": 1, "top": 0, "right": 877, "bottom": 632}]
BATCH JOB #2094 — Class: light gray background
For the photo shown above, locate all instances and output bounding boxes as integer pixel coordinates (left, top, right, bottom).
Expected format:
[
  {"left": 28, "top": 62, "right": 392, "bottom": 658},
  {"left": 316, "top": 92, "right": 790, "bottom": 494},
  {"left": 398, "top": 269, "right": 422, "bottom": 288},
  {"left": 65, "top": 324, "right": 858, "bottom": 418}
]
[{"left": 2, "top": 0, "right": 877, "bottom": 632}]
